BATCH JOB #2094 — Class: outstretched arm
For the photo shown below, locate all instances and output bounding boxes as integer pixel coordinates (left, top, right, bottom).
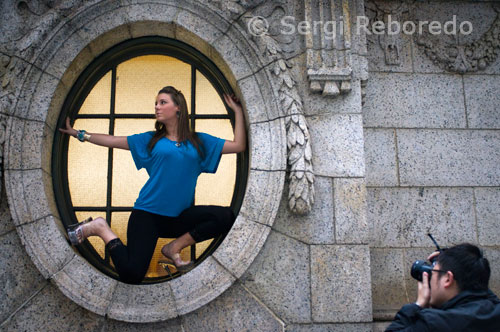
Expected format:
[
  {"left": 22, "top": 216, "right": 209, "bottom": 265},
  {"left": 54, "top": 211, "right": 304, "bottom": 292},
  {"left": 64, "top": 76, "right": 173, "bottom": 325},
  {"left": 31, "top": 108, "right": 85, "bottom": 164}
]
[
  {"left": 59, "top": 117, "right": 129, "bottom": 150},
  {"left": 222, "top": 94, "right": 246, "bottom": 154}
]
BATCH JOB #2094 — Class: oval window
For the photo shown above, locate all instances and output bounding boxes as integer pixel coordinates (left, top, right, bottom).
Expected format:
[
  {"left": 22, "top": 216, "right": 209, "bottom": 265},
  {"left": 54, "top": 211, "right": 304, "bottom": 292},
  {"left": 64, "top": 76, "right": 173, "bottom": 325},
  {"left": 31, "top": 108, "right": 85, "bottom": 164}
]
[{"left": 52, "top": 37, "right": 248, "bottom": 283}]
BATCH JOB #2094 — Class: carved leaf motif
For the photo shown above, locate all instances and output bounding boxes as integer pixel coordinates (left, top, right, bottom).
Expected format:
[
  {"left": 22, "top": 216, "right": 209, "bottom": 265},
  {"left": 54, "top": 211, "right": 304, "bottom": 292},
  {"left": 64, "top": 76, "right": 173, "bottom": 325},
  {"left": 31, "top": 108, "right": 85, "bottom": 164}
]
[
  {"left": 415, "top": 7, "right": 500, "bottom": 73},
  {"left": 212, "top": 0, "right": 315, "bottom": 215}
]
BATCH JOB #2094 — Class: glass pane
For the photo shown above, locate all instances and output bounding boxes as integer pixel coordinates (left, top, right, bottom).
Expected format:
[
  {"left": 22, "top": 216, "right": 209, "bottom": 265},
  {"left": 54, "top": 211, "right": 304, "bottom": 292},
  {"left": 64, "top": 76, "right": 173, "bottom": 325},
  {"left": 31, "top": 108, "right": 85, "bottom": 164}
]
[
  {"left": 115, "top": 55, "right": 192, "bottom": 115},
  {"left": 68, "top": 119, "right": 109, "bottom": 207},
  {"left": 79, "top": 71, "right": 111, "bottom": 114},
  {"left": 147, "top": 239, "right": 193, "bottom": 278},
  {"left": 195, "top": 70, "right": 226, "bottom": 115},
  {"left": 195, "top": 239, "right": 214, "bottom": 259},
  {"left": 112, "top": 119, "right": 155, "bottom": 206},
  {"left": 195, "top": 119, "right": 236, "bottom": 206},
  {"left": 75, "top": 211, "right": 106, "bottom": 259}
]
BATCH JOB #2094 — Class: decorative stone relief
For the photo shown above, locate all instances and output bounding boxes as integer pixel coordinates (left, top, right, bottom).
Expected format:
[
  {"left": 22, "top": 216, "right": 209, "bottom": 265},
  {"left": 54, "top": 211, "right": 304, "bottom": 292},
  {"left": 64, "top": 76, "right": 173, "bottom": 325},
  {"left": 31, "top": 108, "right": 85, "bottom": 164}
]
[
  {"left": 366, "top": 0, "right": 500, "bottom": 74},
  {"left": 415, "top": 6, "right": 500, "bottom": 74},
  {"left": 304, "top": 0, "right": 354, "bottom": 96},
  {"left": 246, "top": 7, "right": 315, "bottom": 215},
  {"left": 210, "top": 0, "right": 316, "bottom": 215},
  {"left": 365, "top": 0, "right": 413, "bottom": 66},
  {"left": 1, "top": 1, "right": 83, "bottom": 58}
]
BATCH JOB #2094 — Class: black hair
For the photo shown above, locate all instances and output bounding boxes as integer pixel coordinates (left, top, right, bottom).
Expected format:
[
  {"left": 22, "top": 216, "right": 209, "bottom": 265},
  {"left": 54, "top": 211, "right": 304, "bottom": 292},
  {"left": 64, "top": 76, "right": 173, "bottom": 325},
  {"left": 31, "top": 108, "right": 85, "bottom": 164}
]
[{"left": 437, "top": 243, "right": 490, "bottom": 292}]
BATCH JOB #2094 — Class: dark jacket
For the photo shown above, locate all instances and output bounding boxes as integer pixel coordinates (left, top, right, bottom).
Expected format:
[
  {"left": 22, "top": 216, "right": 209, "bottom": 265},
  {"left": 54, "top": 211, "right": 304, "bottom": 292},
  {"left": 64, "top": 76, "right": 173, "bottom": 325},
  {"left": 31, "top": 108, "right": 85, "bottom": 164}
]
[{"left": 385, "top": 289, "right": 500, "bottom": 332}]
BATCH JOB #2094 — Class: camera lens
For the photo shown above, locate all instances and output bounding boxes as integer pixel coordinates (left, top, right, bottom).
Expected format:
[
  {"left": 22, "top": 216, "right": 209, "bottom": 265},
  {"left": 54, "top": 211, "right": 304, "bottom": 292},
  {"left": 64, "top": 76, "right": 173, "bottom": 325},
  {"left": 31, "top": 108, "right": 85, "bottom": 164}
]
[{"left": 411, "top": 260, "right": 434, "bottom": 281}]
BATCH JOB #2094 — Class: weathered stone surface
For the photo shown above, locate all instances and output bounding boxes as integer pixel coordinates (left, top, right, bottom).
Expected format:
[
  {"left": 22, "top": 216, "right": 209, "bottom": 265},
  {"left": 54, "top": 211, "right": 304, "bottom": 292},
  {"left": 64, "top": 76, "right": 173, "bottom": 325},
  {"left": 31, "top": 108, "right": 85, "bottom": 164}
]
[
  {"left": 75, "top": 6, "right": 133, "bottom": 56},
  {"left": 213, "top": 215, "right": 271, "bottom": 279},
  {"left": 363, "top": 73, "right": 466, "bottom": 128},
  {"left": 4, "top": 170, "right": 29, "bottom": 225},
  {"left": 45, "top": 79, "right": 70, "bottom": 131},
  {"left": 411, "top": 2, "right": 500, "bottom": 75},
  {"left": 334, "top": 178, "right": 369, "bottom": 244},
  {"left": 10, "top": 64, "right": 42, "bottom": 119},
  {"left": 0, "top": 230, "right": 46, "bottom": 323},
  {"left": 397, "top": 129, "right": 500, "bottom": 186},
  {"left": 0, "top": 181, "right": 15, "bottom": 235},
  {"left": 484, "top": 248, "right": 500, "bottom": 296},
  {"left": 238, "top": 72, "right": 280, "bottom": 124},
  {"left": 287, "top": 53, "right": 364, "bottom": 116},
  {"left": 370, "top": 248, "right": 407, "bottom": 319},
  {"left": 183, "top": 283, "right": 284, "bottom": 332},
  {"left": 52, "top": 254, "right": 118, "bottom": 317},
  {"left": 211, "top": 33, "right": 253, "bottom": 81},
  {"left": 239, "top": 170, "right": 284, "bottom": 227},
  {"left": 105, "top": 317, "right": 183, "bottom": 332},
  {"left": 21, "top": 120, "right": 45, "bottom": 169},
  {"left": 4, "top": 117, "right": 23, "bottom": 170},
  {"left": 308, "top": 113, "right": 365, "bottom": 177},
  {"left": 108, "top": 280, "right": 177, "bottom": 322},
  {"left": 0, "top": 56, "right": 32, "bottom": 115},
  {"left": 170, "top": 256, "right": 235, "bottom": 316},
  {"left": 41, "top": 123, "right": 53, "bottom": 174},
  {"left": 464, "top": 75, "right": 500, "bottom": 129},
  {"left": 22, "top": 169, "right": 53, "bottom": 223},
  {"left": 175, "top": 7, "right": 226, "bottom": 57},
  {"left": 373, "top": 322, "right": 392, "bottom": 332},
  {"left": 33, "top": 25, "right": 88, "bottom": 80},
  {"left": 311, "top": 245, "right": 372, "bottom": 322},
  {"left": 475, "top": 188, "right": 500, "bottom": 246},
  {"left": 368, "top": 187, "right": 476, "bottom": 247},
  {"left": 273, "top": 176, "right": 335, "bottom": 244},
  {"left": 249, "top": 117, "right": 287, "bottom": 171},
  {"left": 363, "top": 128, "right": 398, "bottom": 186},
  {"left": 365, "top": 7, "right": 414, "bottom": 73},
  {"left": 129, "top": 20, "right": 175, "bottom": 40},
  {"left": 241, "top": 231, "right": 311, "bottom": 323},
  {"left": 0, "top": 283, "right": 104, "bottom": 332},
  {"left": 286, "top": 323, "right": 372, "bottom": 332},
  {"left": 16, "top": 215, "right": 74, "bottom": 279}
]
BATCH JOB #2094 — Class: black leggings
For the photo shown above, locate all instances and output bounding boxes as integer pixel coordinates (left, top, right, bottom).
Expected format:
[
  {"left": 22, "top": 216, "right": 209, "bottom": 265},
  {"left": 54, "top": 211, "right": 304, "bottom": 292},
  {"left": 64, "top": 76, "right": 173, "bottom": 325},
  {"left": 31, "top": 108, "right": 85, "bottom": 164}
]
[{"left": 106, "top": 206, "right": 235, "bottom": 284}]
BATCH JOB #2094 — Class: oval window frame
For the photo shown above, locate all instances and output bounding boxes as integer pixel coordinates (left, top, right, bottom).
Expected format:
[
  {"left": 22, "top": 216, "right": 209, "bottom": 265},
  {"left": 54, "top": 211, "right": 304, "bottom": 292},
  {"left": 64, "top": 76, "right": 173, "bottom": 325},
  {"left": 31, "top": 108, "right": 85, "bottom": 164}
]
[{"left": 52, "top": 36, "right": 249, "bottom": 283}]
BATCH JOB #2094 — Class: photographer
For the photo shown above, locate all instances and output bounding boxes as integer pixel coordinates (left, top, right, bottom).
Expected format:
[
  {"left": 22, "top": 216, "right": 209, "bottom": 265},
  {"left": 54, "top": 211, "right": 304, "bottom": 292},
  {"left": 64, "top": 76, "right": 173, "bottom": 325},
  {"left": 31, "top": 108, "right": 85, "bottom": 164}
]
[{"left": 386, "top": 243, "right": 500, "bottom": 331}]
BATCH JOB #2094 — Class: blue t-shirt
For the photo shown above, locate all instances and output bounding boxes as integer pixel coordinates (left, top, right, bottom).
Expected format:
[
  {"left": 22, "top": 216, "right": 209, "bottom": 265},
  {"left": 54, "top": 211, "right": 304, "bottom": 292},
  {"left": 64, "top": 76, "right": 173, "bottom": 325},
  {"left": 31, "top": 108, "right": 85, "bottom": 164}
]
[{"left": 127, "top": 131, "right": 225, "bottom": 217}]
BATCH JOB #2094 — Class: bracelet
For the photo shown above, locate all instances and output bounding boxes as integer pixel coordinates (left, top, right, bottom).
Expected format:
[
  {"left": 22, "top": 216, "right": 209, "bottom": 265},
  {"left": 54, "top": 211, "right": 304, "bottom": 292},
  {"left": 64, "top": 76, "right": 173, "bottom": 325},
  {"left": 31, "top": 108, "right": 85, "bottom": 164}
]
[{"left": 76, "top": 130, "right": 91, "bottom": 142}]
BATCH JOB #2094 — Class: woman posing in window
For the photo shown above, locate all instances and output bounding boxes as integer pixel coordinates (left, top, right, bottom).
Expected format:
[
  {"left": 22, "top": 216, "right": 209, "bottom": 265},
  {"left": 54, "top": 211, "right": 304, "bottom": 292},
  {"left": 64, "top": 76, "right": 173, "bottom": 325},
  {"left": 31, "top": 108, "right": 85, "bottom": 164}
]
[{"left": 59, "top": 86, "right": 246, "bottom": 284}]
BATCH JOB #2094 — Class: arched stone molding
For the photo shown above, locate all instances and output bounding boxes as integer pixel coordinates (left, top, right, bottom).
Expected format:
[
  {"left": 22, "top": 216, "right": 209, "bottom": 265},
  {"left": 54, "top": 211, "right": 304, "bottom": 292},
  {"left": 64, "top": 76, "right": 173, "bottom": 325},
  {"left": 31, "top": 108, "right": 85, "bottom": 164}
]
[{"left": 4, "top": 0, "right": 287, "bottom": 322}]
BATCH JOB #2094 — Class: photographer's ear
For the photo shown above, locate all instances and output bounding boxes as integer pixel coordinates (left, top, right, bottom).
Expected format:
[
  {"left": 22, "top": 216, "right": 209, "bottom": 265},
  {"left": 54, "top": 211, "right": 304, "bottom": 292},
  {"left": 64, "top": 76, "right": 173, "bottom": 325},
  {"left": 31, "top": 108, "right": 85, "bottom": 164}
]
[{"left": 442, "top": 271, "right": 455, "bottom": 288}]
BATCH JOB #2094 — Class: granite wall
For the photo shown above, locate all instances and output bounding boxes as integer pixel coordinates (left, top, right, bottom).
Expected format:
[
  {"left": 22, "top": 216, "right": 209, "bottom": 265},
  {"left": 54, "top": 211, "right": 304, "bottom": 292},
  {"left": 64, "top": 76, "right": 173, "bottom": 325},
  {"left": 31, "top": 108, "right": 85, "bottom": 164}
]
[
  {"left": 363, "top": 0, "right": 500, "bottom": 324},
  {"left": 0, "top": 0, "right": 499, "bottom": 331}
]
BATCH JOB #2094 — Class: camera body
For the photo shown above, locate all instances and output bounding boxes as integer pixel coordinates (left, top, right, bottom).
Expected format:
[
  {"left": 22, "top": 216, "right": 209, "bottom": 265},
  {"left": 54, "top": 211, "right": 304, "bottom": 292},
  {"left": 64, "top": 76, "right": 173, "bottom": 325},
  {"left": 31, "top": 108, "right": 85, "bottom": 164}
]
[
  {"left": 410, "top": 234, "right": 443, "bottom": 282},
  {"left": 411, "top": 260, "right": 436, "bottom": 282}
]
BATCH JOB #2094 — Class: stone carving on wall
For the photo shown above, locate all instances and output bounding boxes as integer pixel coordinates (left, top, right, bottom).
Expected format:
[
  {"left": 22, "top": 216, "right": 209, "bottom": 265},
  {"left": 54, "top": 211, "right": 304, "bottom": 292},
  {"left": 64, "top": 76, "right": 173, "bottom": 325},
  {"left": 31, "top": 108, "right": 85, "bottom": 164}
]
[
  {"left": 210, "top": 0, "right": 315, "bottom": 215},
  {"left": 415, "top": 6, "right": 500, "bottom": 74},
  {"left": 304, "top": 0, "right": 353, "bottom": 96},
  {"left": 366, "top": 0, "right": 500, "bottom": 73},
  {"left": 365, "top": 0, "right": 413, "bottom": 66},
  {"left": 1, "top": 1, "right": 83, "bottom": 57}
]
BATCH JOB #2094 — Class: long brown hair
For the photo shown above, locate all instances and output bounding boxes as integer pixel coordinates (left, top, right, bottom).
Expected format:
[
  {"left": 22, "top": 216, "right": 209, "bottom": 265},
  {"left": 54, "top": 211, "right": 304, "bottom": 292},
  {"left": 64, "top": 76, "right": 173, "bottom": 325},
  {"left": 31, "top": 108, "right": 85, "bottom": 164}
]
[{"left": 148, "top": 86, "right": 203, "bottom": 157}]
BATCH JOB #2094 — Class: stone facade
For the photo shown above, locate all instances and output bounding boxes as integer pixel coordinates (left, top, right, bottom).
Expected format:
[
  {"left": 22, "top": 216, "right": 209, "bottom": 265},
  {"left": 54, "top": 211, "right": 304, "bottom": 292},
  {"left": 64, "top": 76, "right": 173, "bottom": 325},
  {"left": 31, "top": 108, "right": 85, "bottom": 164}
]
[
  {"left": 0, "top": 1, "right": 498, "bottom": 332},
  {"left": 364, "top": 0, "right": 500, "bottom": 323}
]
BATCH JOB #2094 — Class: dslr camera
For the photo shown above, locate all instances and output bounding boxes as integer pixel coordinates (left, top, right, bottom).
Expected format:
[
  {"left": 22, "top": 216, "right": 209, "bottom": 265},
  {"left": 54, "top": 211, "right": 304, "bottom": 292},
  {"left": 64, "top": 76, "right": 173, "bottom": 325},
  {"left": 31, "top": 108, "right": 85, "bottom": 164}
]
[{"left": 410, "top": 234, "right": 444, "bottom": 282}]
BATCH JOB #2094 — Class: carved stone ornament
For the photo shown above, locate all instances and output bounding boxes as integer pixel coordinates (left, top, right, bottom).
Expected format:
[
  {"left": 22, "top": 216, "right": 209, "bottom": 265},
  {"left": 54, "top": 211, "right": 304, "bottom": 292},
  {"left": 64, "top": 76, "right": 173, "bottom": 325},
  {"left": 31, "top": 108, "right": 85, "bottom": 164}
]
[
  {"left": 245, "top": 12, "right": 315, "bottom": 214},
  {"left": 365, "top": 0, "right": 413, "bottom": 66},
  {"left": 415, "top": 5, "right": 500, "bottom": 74},
  {"left": 210, "top": 0, "right": 316, "bottom": 215},
  {"left": 304, "top": 0, "right": 353, "bottom": 96}
]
